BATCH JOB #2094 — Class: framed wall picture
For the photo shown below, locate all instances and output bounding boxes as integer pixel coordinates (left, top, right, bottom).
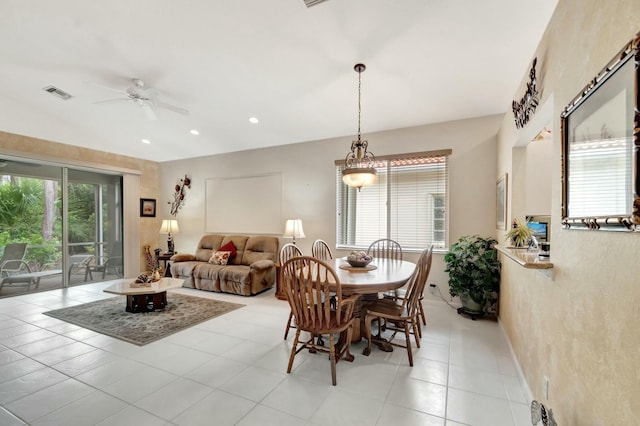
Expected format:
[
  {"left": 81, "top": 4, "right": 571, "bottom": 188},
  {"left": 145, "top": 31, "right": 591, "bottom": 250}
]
[
  {"left": 496, "top": 174, "right": 508, "bottom": 230},
  {"left": 140, "top": 198, "right": 156, "bottom": 217}
]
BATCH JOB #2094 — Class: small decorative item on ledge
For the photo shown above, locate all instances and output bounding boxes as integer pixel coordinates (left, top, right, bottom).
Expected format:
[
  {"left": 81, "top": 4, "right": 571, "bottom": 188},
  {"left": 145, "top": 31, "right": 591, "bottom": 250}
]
[
  {"left": 169, "top": 174, "right": 191, "bottom": 216},
  {"left": 506, "top": 218, "right": 533, "bottom": 247}
]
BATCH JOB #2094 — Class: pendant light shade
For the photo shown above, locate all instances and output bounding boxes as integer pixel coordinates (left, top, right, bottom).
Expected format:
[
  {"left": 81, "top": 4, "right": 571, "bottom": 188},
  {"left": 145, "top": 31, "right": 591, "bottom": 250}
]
[{"left": 342, "top": 63, "right": 377, "bottom": 190}]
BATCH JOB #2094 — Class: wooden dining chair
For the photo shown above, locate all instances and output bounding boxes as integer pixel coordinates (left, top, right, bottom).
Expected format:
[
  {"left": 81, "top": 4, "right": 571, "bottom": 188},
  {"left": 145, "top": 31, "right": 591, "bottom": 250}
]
[
  {"left": 384, "top": 245, "right": 434, "bottom": 326},
  {"left": 280, "top": 243, "right": 303, "bottom": 340},
  {"left": 311, "top": 239, "right": 333, "bottom": 261},
  {"left": 282, "top": 256, "right": 358, "bottom": 385},
  {"left": 362, "top": 246, "right": 432, "bottom": 366},
  {"left": 367, "top": 238, "right": 403, "bottom": 261}
]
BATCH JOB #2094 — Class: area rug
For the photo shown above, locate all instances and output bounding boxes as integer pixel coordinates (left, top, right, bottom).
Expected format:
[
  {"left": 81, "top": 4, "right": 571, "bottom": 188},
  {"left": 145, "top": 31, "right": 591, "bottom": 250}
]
[{"left": 44, "top": 293, "right": 244, "bottom": 346}]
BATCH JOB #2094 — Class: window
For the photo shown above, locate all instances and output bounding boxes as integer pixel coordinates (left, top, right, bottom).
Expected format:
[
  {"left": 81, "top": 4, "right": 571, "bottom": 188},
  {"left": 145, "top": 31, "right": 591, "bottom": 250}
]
[{"left": 336, "top": 150, "right": 450, "bottom": 251}]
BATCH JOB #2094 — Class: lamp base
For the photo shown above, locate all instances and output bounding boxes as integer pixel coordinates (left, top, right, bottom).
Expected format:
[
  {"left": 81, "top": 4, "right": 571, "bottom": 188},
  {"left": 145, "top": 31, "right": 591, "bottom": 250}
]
[{"left": 167, "top": 237, "right": 175, "bottom": 255}]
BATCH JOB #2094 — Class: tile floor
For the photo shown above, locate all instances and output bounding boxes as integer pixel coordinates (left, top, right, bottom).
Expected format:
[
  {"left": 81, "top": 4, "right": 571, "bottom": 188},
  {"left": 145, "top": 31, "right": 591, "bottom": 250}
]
[{"left": 0, "top": 282, "right": 532, "bottom": 426}]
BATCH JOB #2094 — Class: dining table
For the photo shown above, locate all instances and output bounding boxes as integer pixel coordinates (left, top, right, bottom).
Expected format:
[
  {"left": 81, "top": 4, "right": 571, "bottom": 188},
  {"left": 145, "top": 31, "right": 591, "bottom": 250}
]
[{"left": 329, "top": 257, "right": 416, "bottom": 347}]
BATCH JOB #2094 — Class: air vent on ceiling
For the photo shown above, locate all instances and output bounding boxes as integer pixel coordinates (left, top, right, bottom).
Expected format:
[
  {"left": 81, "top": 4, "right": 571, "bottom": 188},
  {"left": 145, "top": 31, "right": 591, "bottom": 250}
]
[
  {"left": 303, "top": 0, "right": 329, "bottom": 7},
  {"left": 42, "top": 85, "right": 72, "bottom": 100}
]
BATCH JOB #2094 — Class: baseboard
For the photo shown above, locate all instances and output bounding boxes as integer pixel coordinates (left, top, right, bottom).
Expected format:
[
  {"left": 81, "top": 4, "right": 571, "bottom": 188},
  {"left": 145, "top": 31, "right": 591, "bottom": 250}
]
[{"left": 497, "top": 317, "right": 534, "bottom": 404}]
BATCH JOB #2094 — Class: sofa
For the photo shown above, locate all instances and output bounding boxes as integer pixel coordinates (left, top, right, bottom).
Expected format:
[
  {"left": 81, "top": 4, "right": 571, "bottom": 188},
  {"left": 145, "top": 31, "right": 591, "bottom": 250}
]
[{"left": 170, "top": 234, "right": 279, "bottom": 296}]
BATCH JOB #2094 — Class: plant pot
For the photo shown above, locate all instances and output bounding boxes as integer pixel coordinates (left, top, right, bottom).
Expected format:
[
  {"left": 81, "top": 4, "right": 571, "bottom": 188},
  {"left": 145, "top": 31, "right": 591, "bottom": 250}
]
[{"left": 459, "top": 293, "right": 484, "bottom": 314}]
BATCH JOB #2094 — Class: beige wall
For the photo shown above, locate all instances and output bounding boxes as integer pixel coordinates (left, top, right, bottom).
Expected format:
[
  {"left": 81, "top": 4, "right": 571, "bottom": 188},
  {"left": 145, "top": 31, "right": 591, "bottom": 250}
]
[
  {"left": 159, "top": 114, "right": 501, "bottom": 295},
  {"left": 496, "top": 0, "right": 640, "bottom": 424},
  {"left": 0, "top": 131, "right": 160, "bottom": 275}
]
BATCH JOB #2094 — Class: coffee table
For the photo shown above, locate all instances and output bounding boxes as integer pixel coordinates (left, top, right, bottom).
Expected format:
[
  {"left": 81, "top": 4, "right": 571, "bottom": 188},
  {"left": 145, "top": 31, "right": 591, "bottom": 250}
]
[{"left": 103, "top": 277, "right": 184, "bottom": 313}]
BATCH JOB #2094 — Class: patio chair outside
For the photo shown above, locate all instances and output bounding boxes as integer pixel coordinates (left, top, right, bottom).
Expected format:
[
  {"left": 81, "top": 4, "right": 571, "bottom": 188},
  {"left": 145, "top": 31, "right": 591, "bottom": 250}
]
[{"left": 0, "top": 243, "right": 28, "bottom": 277}]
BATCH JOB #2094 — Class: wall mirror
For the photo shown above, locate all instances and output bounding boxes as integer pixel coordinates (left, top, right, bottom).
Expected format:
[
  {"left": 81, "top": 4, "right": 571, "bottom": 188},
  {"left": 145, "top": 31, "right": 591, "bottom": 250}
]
[{"left": 561, "top": 33, "right": 640, "bottom": 231}]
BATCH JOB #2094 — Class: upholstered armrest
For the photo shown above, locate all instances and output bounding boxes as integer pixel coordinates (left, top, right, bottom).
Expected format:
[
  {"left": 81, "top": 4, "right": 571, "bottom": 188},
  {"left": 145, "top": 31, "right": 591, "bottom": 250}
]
[
  {"left": 171, "top": 253, "right": 197, "bottom": 262},
  {"left": 250, "top": 259, "right": 275, "bottom": 272}
]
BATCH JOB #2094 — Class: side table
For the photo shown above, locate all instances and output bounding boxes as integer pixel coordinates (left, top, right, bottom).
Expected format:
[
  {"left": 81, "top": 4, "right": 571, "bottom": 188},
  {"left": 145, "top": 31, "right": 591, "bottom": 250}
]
[{"left": 156, "top": 253, "right": 174, "bottom": 277}]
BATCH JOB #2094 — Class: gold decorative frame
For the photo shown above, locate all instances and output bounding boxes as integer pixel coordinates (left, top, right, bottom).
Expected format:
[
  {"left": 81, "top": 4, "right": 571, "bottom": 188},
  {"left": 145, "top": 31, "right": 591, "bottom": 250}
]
[{"left": 560, "top": 32, "right": 640, "bottom": 231}]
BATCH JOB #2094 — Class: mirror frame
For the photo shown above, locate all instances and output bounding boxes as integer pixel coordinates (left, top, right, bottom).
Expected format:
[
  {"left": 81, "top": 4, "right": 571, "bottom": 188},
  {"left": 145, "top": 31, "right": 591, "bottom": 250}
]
[{"left": 561, "top": 32, "right": 640, "bottom": 231}]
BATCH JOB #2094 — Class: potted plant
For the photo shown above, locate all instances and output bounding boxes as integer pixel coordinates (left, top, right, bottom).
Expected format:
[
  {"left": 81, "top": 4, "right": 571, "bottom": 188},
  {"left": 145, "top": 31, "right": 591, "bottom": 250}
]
[
  {"left": 444, "top": 235, "right": 500, "bottom": 316},
  {"left": 505, "top": 218, "right": 533, "bottom": 247}
]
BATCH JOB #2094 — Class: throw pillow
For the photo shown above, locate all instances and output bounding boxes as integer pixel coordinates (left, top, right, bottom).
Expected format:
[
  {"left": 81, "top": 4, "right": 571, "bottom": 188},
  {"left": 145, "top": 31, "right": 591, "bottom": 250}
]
[
  {"left": 209, "top": 250, "right": 232, "bottom": 265},
  {"left": 219, "top": 241, "right": 237, "bottom": 257}
]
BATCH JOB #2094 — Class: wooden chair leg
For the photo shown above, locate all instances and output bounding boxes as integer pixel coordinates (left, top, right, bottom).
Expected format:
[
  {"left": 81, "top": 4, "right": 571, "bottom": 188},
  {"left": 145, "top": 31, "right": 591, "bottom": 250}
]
[
  {"left": 412, "top": 319, "right": 421, "bottom": 348},
  {"left": 362, "top": 314, "right": 373, "bottom": 356},
  {"left": 287, "top": 329, "right": 301, "bottom": 373},
  {"left": 404, "top": 322, "right": 413, "bottom": 367},
  {"left": 284, "top": 310, "right": 294, "bottom": 340},
  {"left": 344, "top": 323, "right": 354, "bottom": 362},
  {"left": 329, "top": 333, "right": 337, "bottom": 386},
  {"left": 419, "top": 299, "right": 426, "bottom": 325}
]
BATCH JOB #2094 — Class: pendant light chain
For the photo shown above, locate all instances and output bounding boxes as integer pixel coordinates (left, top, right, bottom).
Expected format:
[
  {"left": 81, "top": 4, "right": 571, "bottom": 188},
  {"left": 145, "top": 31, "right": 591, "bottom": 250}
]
[{"left": 357, "top": 67, "right": 362, "bottom": 142}]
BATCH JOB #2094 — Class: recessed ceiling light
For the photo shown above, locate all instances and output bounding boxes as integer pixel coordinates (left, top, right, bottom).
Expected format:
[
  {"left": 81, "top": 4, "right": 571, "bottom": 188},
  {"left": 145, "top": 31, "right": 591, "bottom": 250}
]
[
  {"left": 190, "top": 129, "right": 199, "bottom": 135},
  {"left": 249, "top": 117, "right": 259, "bottom": 124},
  {"left": 141, "top": 139, "right": 151, "bottom": 144}
]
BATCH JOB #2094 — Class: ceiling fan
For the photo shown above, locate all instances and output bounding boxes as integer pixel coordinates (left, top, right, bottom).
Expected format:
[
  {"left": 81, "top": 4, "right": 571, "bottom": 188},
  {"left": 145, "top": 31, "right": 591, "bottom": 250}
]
[{"left": 92, "top": 78, "right": 189, "bottom": 121}]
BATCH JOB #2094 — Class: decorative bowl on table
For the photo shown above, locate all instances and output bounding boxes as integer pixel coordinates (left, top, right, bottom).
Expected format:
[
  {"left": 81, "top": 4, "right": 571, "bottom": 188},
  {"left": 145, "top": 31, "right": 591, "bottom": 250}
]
[{"left": 346, "top": 251, "right": 373, "bottom": 268}]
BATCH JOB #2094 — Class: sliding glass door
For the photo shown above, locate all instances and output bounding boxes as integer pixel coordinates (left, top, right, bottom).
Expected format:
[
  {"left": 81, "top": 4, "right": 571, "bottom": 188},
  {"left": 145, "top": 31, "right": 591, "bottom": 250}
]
[{"left": 0, "top": 157, "right": 123, "bottom": 297}]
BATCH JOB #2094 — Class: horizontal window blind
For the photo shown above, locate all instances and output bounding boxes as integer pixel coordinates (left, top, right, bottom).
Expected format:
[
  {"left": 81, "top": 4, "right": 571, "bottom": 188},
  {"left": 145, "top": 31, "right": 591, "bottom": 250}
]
[
  {"left": 336, "top": 151, "right": 450, "bottom": 250},
  {"left": 568, "top": 137, "right": 632, "bottom": 217}
]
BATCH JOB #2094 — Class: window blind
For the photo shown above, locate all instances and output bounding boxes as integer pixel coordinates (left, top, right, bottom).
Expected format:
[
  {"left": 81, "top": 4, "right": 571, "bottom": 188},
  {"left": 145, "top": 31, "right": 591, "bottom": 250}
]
[
  {"left": 336, "top": 150, "right": 450, "bottom": 250},
  {"left": 568, "top": 137, "right": 632, "bottom": 217}
]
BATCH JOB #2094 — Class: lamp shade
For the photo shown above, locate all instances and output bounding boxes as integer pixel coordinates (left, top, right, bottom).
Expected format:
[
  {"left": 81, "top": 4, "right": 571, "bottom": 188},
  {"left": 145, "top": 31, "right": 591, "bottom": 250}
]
[
  {"left": 342, "top": 167, "right": 377, "bottom": 188},
  {"left": 283, "top": 219, "right": 305, "bottom": 239},
  {"left": 159, "top": 219, "right": 180, "bottom": 234}
]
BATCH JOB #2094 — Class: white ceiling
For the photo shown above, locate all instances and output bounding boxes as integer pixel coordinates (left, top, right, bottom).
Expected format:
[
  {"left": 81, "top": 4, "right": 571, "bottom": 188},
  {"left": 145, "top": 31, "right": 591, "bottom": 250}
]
[{"left": 0, "top": 0, "right": 558, "bottom": 162}]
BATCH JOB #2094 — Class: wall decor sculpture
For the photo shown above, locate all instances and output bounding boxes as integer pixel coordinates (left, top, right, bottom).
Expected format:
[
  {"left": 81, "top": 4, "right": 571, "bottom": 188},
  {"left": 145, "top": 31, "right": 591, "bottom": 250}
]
[
  {"left": 512, "top": 57, "right": 540, "bottom": 129},
  {"left": 169, "top": 174, "right": 191, "bottom": 216}
]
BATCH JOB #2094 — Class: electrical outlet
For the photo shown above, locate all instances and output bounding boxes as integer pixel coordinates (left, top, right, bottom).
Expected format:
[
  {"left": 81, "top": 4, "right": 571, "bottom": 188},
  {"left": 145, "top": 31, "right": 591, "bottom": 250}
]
[
  {"left": 429, "top": 283, "right": 436, "bottom": 294},
  {"left": 543, "top": 376, "right": 549, "bottom": 399}
]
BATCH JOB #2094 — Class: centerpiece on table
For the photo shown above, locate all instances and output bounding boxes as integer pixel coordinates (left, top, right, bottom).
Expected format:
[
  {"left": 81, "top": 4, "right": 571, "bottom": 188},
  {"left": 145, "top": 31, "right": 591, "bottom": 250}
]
[{"left": 346, "top": 250, "right": 373, "bottom": 267}]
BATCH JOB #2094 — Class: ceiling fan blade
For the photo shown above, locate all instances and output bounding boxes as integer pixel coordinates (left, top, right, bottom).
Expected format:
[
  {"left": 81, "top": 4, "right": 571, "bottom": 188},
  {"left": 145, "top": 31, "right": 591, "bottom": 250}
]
[
  {"left": 86, "top": 81, "right": 128, "bottom": 95},
  {"left": 140, "top": 103, "right": 158, "bottom": 121},
  {"left": 93, "top": 98, "right": 130, "bottom": 105},
  {"left": 155, "top": 100, "right": 189, "bottom": 116}
]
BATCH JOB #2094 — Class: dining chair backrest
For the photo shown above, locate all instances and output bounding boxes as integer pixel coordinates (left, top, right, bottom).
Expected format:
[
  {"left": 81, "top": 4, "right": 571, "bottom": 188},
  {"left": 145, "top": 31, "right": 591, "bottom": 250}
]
[
  {"left": 312, "top": 239, "right": 333, "bottom": 261},
  {"left": 367, "top": 239, "right": 403, "bottom": 261},
  {"left": 281, "top": 256, "right": 352, "bottom": 332},
  {"left": 401, "top": 246, "right": 433, "bottom": 316},
  {"left": 0, "top": 243, "right": 28, "bottom": 276},
  {"left": 280, "top": 243, "right": 303, "bottom": 265}
]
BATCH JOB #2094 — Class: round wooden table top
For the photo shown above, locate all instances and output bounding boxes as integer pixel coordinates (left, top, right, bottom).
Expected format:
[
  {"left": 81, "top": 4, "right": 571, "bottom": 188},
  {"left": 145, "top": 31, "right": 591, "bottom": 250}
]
[{"left": 330, "top": 258, "right": 415, "bottom": 295}]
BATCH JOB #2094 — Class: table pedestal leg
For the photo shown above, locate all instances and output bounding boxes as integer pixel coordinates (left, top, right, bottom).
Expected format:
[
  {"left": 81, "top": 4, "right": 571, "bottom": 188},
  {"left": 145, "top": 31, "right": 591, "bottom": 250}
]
[{"left": 125, "top": 291, "right": 167, "bottom": 313}]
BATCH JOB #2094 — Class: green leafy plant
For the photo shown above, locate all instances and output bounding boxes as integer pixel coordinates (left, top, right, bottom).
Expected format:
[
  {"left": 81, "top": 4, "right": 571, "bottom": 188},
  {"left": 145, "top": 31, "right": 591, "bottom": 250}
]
[
  {"left": 444, "top": 235, "right": 500, "bottom": 312},
  {"left": 505, "top": 218, "right": 533, "bottom": 247}
]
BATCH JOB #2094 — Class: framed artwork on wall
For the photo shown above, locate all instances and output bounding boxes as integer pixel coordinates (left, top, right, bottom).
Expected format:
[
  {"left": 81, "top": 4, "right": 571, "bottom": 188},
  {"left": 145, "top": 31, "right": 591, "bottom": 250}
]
[
  {"left": 496, "top": 173, "right": 508, "bottom": 230},
  {"left": 140, "top": 198, "right": 156, "bottom": 217}
]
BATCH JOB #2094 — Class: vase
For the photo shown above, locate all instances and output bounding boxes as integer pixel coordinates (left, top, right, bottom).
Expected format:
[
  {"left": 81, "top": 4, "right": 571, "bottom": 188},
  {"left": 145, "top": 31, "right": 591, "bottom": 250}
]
[{"left": 459, "top": 293, "right": 484, "bottom": 314}]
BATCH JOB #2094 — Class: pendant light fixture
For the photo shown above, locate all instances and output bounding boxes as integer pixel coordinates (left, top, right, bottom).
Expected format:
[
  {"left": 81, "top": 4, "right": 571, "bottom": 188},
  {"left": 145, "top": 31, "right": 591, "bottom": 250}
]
[{"left": 342, "top": 63, "right": 377, "bottom": 190}]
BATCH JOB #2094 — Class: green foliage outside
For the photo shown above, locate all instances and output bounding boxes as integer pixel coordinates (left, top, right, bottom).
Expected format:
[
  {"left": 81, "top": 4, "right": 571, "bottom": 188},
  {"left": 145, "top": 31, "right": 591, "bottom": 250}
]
[{"left": 0, "top": 176, "right": 97, "bottom": 270}]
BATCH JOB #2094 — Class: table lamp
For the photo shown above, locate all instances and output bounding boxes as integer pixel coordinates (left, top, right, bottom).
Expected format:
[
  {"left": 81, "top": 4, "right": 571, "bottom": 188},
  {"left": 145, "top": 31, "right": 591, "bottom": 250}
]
[
  {"left": 159, "top": 219, "right": 180, "bottom": 254},
  {"left": 283, "top": 219, "right": 305, "bottom": 245}
]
